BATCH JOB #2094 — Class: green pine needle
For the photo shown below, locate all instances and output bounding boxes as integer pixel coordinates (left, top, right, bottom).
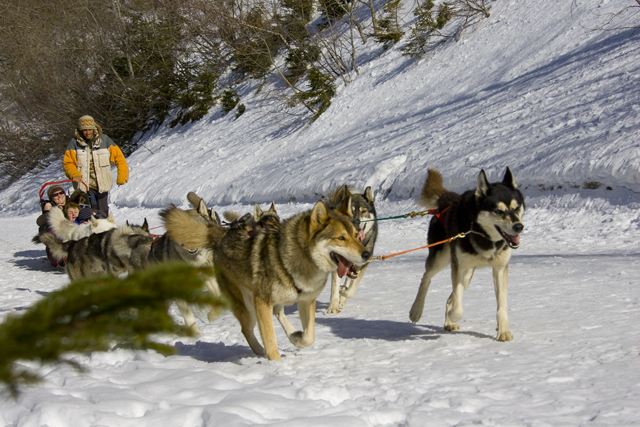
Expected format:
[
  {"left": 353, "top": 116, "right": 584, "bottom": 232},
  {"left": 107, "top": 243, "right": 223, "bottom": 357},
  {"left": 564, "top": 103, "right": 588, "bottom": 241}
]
[{"left": 0, "top": 262, "right": 228, "bottom": 398}]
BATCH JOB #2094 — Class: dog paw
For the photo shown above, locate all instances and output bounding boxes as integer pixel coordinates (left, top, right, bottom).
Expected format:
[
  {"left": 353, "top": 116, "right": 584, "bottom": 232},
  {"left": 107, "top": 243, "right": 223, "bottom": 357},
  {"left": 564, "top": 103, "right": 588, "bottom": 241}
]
[
  {"left": 444, "top": 323, "right": 460, "bottom": 331},
  {"left": 265, "top": 351, "right": 282, "bottom": 361},
  {"left": 326, "top": 305, "right": 341, "bottom": 314},
  {"left": 289, "top": 331, "right": 314, "bottom": 348},
  {"left": 207, "top": 307, "right": 223, "bottom": 323},
  {"left": 496, "top": 331, "right": 513, "bottom": 342},
  {"left": 409, "top": 305, "right": 423, "bottom": 323}
]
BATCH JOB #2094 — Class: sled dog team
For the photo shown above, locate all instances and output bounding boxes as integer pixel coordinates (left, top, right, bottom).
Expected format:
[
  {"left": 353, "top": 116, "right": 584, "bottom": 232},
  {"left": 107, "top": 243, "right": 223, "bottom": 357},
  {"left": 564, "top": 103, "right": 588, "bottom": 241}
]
[{"left": 35, "top": 168, "right": 525, "bottom": 360}]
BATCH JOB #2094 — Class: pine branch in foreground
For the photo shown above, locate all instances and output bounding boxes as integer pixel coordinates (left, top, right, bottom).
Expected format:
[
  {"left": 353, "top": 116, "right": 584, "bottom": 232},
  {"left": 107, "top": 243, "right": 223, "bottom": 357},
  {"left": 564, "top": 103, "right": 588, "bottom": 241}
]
[{"left": 0, "top": 263, "right": 227, "bottom": 398}]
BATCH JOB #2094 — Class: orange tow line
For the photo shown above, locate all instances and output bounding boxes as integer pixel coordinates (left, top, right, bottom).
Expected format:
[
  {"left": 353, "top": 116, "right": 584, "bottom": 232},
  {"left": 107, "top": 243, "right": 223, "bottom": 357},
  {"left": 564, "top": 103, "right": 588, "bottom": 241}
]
[{"left": 370, "top": 231, "right": 470, "bottom": 261}]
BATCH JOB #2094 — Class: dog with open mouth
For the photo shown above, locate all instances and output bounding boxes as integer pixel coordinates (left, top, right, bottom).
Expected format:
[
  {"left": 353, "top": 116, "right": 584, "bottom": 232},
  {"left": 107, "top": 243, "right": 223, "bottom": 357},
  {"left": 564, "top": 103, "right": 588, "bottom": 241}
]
[
  {"left": 161, "top": 198, "right": 371, "bottom": 360},
  {"left": 409, "top": 167, "right": 525, "bottom": 341}
]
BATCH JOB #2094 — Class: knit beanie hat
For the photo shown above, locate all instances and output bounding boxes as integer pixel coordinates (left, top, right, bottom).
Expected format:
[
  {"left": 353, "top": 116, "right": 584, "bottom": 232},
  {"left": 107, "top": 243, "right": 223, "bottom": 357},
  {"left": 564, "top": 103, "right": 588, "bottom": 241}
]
[
  {"left": 47, "top": 185, "right": 65, "bottom": 201},
  {"left": 76, "top": 207, "right": 94, "bottom": 223},
  {"left": 78, "top": 115, "right": 98, "bottom": 131}
]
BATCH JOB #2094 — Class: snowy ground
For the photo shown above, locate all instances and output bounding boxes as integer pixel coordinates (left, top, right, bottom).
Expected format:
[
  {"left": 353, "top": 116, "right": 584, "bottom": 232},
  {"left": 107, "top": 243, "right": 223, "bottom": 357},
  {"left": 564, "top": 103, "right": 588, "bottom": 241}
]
[
  {"left": 1, "top": 0, "right": 639, "bottom": 425},
  {"left": 1, "top": 189, "right": 639, "bottom": 426}
]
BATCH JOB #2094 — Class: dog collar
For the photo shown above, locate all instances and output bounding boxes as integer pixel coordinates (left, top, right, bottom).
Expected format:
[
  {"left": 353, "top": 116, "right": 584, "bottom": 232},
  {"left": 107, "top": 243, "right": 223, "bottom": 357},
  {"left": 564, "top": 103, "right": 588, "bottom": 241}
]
[{"left": 469, "top": 222, "right": 491, "bottom": 240}]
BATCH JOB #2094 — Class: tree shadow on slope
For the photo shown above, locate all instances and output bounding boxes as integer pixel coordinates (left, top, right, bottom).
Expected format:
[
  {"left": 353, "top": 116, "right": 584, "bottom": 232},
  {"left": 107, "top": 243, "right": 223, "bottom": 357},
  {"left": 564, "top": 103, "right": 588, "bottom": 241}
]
[
  {"left": 417, "top": 29, "right": 639, "bottom": 124},
  {"left": 366, "top": 29, "right": 640, "bottom": 160}
]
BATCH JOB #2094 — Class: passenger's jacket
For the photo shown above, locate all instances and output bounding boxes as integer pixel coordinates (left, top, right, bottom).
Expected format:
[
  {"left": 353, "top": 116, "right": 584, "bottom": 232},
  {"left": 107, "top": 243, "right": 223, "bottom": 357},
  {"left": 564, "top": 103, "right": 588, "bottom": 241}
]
[{"left": 62, "top": 125, "right": 129, "bottom": 193}]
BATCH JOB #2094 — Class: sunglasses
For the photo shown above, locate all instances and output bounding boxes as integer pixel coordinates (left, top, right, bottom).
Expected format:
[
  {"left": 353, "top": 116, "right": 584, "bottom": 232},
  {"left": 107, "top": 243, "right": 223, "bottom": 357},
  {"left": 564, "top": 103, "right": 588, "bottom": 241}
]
[
  {"left": 52, "top": 191, "right": 65, "bottom": 197},
  {"left": 80, "top": 204, "right": 91, "bottom": 208}
]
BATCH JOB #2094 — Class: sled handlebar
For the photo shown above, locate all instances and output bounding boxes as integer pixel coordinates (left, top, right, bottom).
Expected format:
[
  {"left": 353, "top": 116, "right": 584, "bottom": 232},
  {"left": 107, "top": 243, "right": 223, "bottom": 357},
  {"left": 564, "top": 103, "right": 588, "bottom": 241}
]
[{"left": 39, "top": 179, "right": 88, "bottom": 199}]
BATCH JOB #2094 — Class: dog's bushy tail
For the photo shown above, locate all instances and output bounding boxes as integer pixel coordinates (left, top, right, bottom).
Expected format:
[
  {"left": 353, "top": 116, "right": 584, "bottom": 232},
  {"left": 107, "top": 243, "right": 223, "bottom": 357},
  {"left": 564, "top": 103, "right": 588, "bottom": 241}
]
[
  {"left": 48, "top": 207, "right": 77, "bottom": 241},
  {"left": 418, "top": 168, "right": 450, "bottom": 208},
  {"left": 223, "top": 211, "right": 241, "bottom": 222},
  {"left": 37, "top": 233, "right": 68, "bottom": 260},
  {"left": 160, "top": 207, "right": 225, "bottom": 251},
  {"left": 186, "top": 191, "right": 203, "bottom": 209}
]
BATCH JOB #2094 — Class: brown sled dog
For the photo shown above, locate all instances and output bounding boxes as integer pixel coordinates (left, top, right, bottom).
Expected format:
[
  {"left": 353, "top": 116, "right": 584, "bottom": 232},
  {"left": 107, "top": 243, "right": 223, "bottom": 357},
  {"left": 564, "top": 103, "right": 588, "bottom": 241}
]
[{"left": 161, "top": 199, "right": 371, "bottom": 360}]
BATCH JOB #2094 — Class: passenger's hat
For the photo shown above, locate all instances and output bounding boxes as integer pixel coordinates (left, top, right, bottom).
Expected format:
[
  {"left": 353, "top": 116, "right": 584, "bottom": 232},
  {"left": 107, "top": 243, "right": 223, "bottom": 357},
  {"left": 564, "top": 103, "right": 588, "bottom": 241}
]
[
  {"left": 76, "top": 207, "right": 94, "bottom": 223},
  {"left": 78, "top": 115, "right": 98, "bottom": 131},
  {"left": 47, "top": 185, "right": 65, "bottom": 201}
]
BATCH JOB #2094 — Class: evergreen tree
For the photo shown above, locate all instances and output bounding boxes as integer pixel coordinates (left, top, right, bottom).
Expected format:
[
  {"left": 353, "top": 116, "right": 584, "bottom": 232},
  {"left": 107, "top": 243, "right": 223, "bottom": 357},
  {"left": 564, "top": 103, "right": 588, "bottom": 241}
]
[
  {"left": 170, "top": 59, "right": 220, "bottom": 127},
  {"left": 236, "top": 104, "right": 246, "bottom": 119},
  {"left": 374, "top": 0, "right": 405, "bottom": 49},
  {"left": 0, "top": 263, "right": 227, "bottom": 397},
  {"left": 221, "top": 88, "right": 241, "bottom": 114},
  {"left": 296, "top": 67, "right": 337, "bottom": 121},
  {"left": 285, "top": 43, "right": 322, "bottom": 84},
  {"left": 402, "top": 0, "right": 453, "bottom": 57},
  {"left": 99, "top": 6, "right": 221, "bottom": 154},
  {"left": 318, "top": 0, "right": 352, "bottom": 22},
  {"left": 230, "top": 5, "right": 285, "bottom": 79}
]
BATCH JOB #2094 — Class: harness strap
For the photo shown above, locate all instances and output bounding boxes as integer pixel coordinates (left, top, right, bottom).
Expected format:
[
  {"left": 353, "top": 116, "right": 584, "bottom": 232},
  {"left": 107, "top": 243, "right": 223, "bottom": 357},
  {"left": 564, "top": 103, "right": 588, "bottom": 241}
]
[{"left": 429, "top": 206, "right": 449, "bottom": 228}]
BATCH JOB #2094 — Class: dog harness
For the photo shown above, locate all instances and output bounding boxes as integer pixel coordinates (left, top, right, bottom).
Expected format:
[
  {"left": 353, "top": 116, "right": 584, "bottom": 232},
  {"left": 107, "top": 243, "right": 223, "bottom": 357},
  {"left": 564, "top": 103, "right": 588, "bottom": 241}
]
[{"left": 430, "top": 206, "right": 449, "bottom": 228}]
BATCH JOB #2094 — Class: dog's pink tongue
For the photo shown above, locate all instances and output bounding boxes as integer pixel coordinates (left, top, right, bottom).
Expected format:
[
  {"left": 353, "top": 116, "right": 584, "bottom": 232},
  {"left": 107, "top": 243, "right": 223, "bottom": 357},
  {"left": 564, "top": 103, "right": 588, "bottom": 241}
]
[
  {"left": 335, "top": 254, "right": 352, "bottom": 278},
  {"left": 512, "top": 234, "right": 520, "bottom": 246},
  {"left": 359, "top": 230, "right": 366, "bottom": 243}
]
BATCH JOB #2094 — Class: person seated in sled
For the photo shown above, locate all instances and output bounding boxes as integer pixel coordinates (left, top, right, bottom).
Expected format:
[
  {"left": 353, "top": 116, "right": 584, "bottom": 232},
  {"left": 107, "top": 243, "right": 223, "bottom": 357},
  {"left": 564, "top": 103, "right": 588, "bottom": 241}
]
[
  {"left": 75, "top": 206, "right": 94, "bottom": 225},
  {"left": 63, "top": 202, "right": 81, "bottom": 223},
  {"left": 35, "top": 184, "right": 67, "bottom": 267},
  {"left": 36, "top": 184, "right": 67, "bottom": 234},
  {"left": 63, "top": 115, "right": 129, "bottom": 218}
]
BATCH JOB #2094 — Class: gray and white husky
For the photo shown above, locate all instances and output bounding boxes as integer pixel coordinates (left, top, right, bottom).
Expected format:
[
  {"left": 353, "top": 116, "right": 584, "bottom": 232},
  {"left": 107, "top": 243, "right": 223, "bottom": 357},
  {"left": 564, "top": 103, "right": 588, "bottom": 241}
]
[
  {"left": 325, "top": 185, "right": 378, "bottom": 314},
  {"left": 38, "top": 220, "right": 153, "bottom": 281},
  {"left": 148, "top": 192, "right": 221, "bottom": 334},
  {"left": 409, "top": 167, "right": 525, "bottom": 341}
]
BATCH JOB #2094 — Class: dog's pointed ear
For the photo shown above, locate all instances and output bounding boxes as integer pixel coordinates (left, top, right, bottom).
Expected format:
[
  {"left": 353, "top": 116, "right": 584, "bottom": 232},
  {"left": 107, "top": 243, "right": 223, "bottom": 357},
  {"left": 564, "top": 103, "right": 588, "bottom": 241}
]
[
  {"left": 502, "top": 167, "right": 517, "bottom": 189},
  {"left": 170, "top": 203, "right": 177, "bottom": 209},
  {"left": 310, "top": 201, "right": 329, "bottom": 231},
  {"left": 126, "top": 220, "right": 130, "bottom": 226},
  {"left": 197, "top": 199, "right": 208, "bottom": 217},
  {"left": 268, "top": 201, "right": 277, "bottom": 214},
  {"left": 142, "top": 218, "right": 149, "bottom": 232},
  {"left": 91, "top": 216, "right": 99, "bottom": 226},
  {"left": 339, "top": 185, "right": 349, "bottom": 201},
  {"left": 212, "top": 210, "right": 221, "bottom": 224},
  {"left": 475, "top": 170, "right": 490, "bottom": 199},
  {"left": 364, "top": 186, "right": 374, "bottom": 204},
  {"left": 336, "top": 195, "right": 353, "bottom": 218},
  {"left": 254, "top": 204, "right": 264, "bottom": 220},
  {"left": 107, "top": 212, "right": 115, "bottom": 223}
]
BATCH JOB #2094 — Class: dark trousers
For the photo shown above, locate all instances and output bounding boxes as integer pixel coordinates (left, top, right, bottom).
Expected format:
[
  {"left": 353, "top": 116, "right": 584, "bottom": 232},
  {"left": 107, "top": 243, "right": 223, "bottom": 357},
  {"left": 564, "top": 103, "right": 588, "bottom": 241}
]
[{"left": 89, "top": 189, "right": 110, "bottom": 218}]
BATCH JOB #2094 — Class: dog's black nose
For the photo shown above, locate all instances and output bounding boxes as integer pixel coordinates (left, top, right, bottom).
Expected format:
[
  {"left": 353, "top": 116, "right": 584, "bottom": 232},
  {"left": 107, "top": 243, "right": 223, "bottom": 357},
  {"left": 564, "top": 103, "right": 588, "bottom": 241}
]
[
  {"left": 513, "top": 223, "right": 524, "bottom": 233},
  {"left": 361, "top": 251, "right": 371, "bottom": 261}
]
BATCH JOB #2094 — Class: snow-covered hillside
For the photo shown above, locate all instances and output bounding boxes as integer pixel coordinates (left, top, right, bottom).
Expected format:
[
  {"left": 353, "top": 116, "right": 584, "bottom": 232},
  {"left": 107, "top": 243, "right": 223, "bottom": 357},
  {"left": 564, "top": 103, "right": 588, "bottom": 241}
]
[
  {"left": 1, "top": 0, "right": 639, "bottom": 213},
  {"left": 0, "top": 0, "right": 639, "bottom": 425}
]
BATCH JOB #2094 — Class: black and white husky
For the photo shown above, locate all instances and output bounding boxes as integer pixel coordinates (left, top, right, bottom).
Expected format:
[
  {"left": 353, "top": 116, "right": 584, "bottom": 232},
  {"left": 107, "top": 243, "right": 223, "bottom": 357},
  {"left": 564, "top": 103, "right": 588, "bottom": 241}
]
[{"left": 409, "top": 167, "right": 525, "bottom": 341}]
